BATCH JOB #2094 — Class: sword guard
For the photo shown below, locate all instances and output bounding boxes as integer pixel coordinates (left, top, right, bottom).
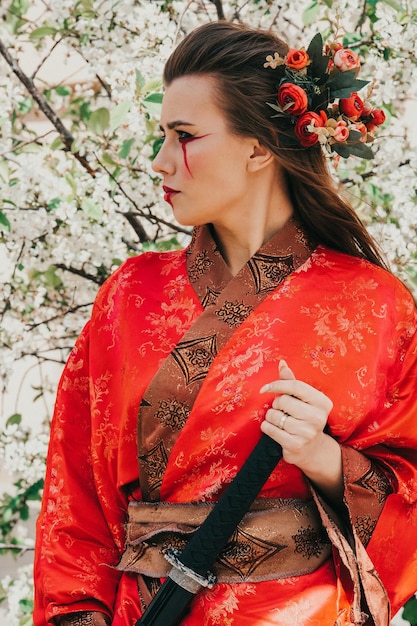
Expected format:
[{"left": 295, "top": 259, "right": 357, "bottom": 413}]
[{"left": 164, "top": 547, "right": 217, "bottom": 594}]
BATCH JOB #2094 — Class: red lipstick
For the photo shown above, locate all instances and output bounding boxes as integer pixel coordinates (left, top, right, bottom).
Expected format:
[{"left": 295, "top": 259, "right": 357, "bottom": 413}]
[{"left": 163, "top": 185, "right": 179, "bottom": 206}]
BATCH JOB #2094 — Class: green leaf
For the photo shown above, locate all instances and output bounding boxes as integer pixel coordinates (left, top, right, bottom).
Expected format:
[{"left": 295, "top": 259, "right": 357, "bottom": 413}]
[
  {"left": 307, "top": 32, "right": 324, "bottom": 60},
  {"left": 79, "top": 0, "right": 94, "bottom": 11},
  {"left": 65, "top": 173, "right": 77, "bottom": 195},
  {"left": 110, "top": 100, "right": 131, "bottom": 132},
  {"left": 18, "top": 96, "right": 33, "bottom": 114},
  {"left": 44, "top": 266, "right": 63, "bottom": 288},
  {"left": 6, "top": 413, "right": 22, "bottom": 428},
  {"left": 24, "top": 479, "right": 44, "bottom": 501},
  {"left": 347, "top": 130, "right": 363, "bottom": 142},
  {"left": 142, "top": 77, "right": 163, "bottom": 94},
  {"left": 302, "top": 2, "right": 320, "bottom": 27},
  {"left": 331, "top": 143, "right": 351, "bottom": 158},
  {"left": 55, "top": 85, "right": 72, "bottom": 96},
  {"left": 81, "top": 198, "right": 103, "bottom": 221},
  {"left": 135, "top": 69, "right": 145, "bottom": 92},
  {"left": 382, "top": 0, "right": 404, "bottom": 11},
  {"left": 80, "top": 101, "right": 92, "bottom": 121},
  {"left": 0, "top": 211, "right": 11, "bottom": 232},
  {"left": 0, "top": 159, "right": 9, "bottom": 183},
  {"left": 19, "top": 597, "right": 34, "bottom": 614},
  {"left": 9, "top": 0, "right": 30, "bottom": 19},
  {"left": 29, "top": 26, "right": 57, "bottom": 40},
  {"left": 332, "top": 142, "right": 374, "bottom": 159},
  {"left": 383, "top": 47, "right": 392, "bottom": 61},
  {"left": 118, "top": 138, "right": 135, "bottom": 159},
  {"left": 328, "top": 71, "right": 369, "bottom": 98},
  {"left": 50, "top": 136, "right": 65, "bottom": 150},
  {"left": 306, "top": 33, "right": 329, "bottom": 84},
  {"left": 88, "top": 107, "right": 110, "bottom": 134},
  {"left": 151, "top": 137, "right": 164, "bottom": 160},
  {"left": 19, "top": 503, "right": 29, "bottom": 521},
  {"left": 47, "top": 197, "right": 62, "bottom": 210},
  {"left": 402, "top": 594, "right": 417, "bottom": 622},
  {"left": 101, "top": 152, "right": 118, "bottom": 168},
  {"left": 142, "top": 93, "right": 163, "bottom": 116}
]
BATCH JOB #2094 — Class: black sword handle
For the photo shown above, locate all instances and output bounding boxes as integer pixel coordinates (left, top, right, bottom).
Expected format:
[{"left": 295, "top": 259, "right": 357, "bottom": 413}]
[{"left": 136, "top": 434, "right": 283, "bottom": 625}]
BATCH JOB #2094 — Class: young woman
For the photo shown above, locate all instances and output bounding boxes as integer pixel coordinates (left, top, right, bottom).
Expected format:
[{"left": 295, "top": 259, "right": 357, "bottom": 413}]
[{"left": 34, "top": 21, "right": 417, "bottom": 626}]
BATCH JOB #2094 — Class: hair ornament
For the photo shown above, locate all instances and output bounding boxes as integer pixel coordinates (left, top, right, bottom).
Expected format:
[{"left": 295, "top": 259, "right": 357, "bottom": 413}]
[{"left": 265, "top": 33, "right": 386, "bottom": 159}]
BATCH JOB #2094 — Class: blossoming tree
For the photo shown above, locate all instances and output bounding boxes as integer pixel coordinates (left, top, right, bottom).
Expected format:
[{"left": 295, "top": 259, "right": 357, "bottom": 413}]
[{"left": 0, "top": 0, "right": 416, "bottom": 623}]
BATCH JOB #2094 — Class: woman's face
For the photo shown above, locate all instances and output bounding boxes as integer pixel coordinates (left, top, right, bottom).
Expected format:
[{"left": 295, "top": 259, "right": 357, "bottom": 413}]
[{"left": 152, "top": 74, "right": 260, "bottom": 229}]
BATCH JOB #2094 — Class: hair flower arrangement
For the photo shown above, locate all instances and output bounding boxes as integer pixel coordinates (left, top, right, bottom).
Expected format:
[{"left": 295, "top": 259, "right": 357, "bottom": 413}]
[{"left": 264, "top": 33, "right": 386, "bottom": 159}]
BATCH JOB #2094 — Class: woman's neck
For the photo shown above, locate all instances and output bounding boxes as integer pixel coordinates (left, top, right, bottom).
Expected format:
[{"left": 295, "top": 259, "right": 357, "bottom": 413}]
[{"left": 211, "top": 190, "right": 294, "bottom": 275}]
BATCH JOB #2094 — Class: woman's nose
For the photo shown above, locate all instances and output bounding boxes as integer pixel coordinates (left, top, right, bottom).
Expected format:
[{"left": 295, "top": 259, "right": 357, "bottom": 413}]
[{"left": 151, "top": 139, "right": 175, "bottom": 175}]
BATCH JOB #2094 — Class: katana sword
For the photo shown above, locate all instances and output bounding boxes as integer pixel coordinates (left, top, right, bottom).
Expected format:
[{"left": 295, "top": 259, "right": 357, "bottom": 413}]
[{"left": 136, "top": 433, "right": 283, "bottom": 626}]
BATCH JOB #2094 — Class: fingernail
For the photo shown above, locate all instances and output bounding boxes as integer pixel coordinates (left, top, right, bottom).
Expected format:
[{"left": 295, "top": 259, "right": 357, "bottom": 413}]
[
  {"left": 279, "top": 359, "right": 288, "bottom": 371},
  {"left": 260, "top": 384, "right": 271, "bottom": 393}
]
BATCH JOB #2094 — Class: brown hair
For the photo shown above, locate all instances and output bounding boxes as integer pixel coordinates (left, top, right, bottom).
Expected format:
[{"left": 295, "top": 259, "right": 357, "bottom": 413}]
[{"left": 163, "top": 21, "right": 388, "bottom": 268}]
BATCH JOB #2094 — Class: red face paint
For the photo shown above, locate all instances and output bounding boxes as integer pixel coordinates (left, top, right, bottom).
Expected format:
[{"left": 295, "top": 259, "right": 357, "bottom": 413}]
[
  {"left": 180, "top": 140, "right": 193, "bottom": 176},
  {"left": 179, "top": 134, "right": 210, "bottom": 177}
]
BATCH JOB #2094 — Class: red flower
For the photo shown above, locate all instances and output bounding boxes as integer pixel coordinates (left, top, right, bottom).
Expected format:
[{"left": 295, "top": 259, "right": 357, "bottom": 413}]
[
  {"left": 333, "top": 48, "right": 360, "bottom": 72},
  {"left": 371, "top": 109, "right": 386, "bottom": 125},
  {"left": 277, "top": 83, "right": 308, "bottom": 116},
  {"left": 286, "top": 48, "right": 310, "bottom": 70},
  {"left": 294, "top": 110, "right": 327, "bottom": 147},
  {"left": 339, "top": 92, "right": 364, "bottom": 120}
]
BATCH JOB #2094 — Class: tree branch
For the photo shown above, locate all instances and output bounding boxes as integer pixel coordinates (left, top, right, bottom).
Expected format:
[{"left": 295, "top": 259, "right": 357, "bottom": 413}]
[
  {"left": 54, "top": 263, "right": 104, "bottom": 284},
  {"left": 0, "top": 37, "right": 96, "bottom": 177},
  {"left": 95, "top": 154, "right": 190, "bottom": 239},
  {"left": 210, "top": 0, "right": 226, "bottom": 20},
  {"left": 27, "top": 302, "right": 94, "bottom": 330},
  {"left": 0, "top": 543, "right": 33, "bottom": 553}
]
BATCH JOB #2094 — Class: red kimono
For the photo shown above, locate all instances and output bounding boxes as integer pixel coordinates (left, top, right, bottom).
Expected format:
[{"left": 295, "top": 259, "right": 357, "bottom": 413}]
[{"left": 34, "top": 223, "right": 417, "bottom": 626}]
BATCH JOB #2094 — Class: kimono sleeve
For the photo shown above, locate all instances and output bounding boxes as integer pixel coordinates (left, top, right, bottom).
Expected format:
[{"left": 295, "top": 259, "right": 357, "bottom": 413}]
[{"left": 33, "top": 321, "right": 126, "bottom": 625}]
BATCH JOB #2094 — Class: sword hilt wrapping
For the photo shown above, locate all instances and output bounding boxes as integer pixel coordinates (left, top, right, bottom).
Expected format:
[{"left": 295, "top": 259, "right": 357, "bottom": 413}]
[{"left": 178, "top": 434, "right": 283, "bottom": 575}]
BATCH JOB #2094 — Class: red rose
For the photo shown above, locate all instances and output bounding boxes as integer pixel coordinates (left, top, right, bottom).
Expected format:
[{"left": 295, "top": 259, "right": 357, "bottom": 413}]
[
  {"left": 371, "top": 109, "right": 386, "bottom": 125},
  {"left": 367, "top": 123, "right": 377, "bottom": 134},
  {"left": 294, "top": 110, "right": 327, "bottom": 147},
  {"left": 286, "top": 48, "right": 310, "bottom": 70},
  {"left": 339, "top": 92, "right": 364, "bottom": 120},
  {"left": 277, "top": 83, "right": 308, "bottom": 116},
  {"left": 333, "top": 48, "right": 360, "bottom": 72}
]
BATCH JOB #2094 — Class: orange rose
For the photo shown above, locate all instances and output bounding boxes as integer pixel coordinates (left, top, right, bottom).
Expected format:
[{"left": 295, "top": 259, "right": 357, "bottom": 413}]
[
  {"left": 333, "top": 121, "right": 349, "bottom": 142},
  {"left": 333, "top": 48, "right": 360, "bottom": 72},
  {"left": 339, "top": 92, "right": 364, "bottom": 120},
  {"left": 277, "top": 83, "right": 308, "bottom": 116},
  {"left": 354, "top": 122, "right": 368, "bottom": 142},
  {"left": 294, "top": 110, "right": 327, "bottom": 147},
  {"left": 286, "top": 48, "right": 310, "bottom": 70}
]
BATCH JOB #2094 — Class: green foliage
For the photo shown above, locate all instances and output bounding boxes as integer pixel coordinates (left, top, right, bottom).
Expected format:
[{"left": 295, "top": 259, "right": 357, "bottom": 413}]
[
  {"left": 403, "top": 595, "right": 417, "bottom": 625},
  {"left": 0, "top": 478, "right": 44, "bottom": 552}
]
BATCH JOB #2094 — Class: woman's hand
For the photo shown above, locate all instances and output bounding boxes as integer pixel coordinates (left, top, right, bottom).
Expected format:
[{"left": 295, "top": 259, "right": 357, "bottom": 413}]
[{"left": 260, "top": 360, "right": 343, "bottom": 502}]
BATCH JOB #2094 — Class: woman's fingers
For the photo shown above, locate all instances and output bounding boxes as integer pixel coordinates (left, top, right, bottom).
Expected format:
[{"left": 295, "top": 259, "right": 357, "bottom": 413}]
[{"left": 260, "top": 361, "right": 333, "bottom": 463}]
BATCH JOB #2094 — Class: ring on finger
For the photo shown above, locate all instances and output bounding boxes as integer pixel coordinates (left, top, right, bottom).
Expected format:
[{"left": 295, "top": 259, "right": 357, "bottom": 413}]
[{"left": 278, "top": 413, "right": 288, "bottom": 430}]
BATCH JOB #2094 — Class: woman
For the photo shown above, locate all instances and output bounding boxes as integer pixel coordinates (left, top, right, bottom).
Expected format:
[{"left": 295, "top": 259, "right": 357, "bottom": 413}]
[{"left": 34, "top": 21, "right": 417, "bottom": 626}]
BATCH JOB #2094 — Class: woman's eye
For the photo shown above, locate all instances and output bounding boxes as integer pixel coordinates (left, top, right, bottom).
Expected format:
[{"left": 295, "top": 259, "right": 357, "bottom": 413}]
[{"left": 177, "top": 131, "right": 194, "bottom": 142}]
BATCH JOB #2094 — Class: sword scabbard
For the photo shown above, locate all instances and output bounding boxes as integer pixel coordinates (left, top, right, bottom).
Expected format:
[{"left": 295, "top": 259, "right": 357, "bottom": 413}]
[{"left": 135, "top": 435, "right": 283, "bottom": 626}]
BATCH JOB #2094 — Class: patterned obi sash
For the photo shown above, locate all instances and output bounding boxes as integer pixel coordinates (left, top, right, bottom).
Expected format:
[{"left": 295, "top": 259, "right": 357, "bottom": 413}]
[{"left": 118, "top": 497, "right": 331, "bottom": 583}]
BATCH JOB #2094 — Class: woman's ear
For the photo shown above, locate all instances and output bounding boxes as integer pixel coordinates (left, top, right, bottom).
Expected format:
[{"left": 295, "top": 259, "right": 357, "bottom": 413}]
[{"left": 247, "top": 140, "right": 275, "bottom": 172}]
